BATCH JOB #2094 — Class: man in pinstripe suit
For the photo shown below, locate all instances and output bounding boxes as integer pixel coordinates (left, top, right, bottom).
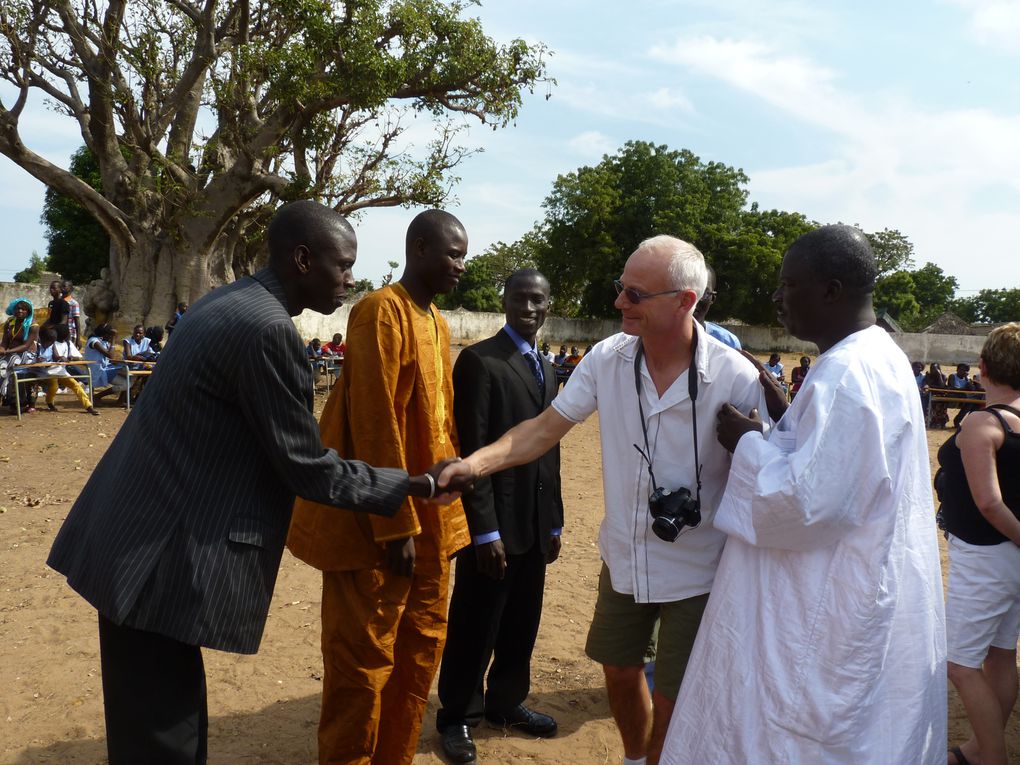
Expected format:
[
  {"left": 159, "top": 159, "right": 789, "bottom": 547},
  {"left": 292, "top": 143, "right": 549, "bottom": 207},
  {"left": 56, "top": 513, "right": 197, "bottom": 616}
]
[{"left": 47, "top": 201, "right": 458, "bottom": 765}]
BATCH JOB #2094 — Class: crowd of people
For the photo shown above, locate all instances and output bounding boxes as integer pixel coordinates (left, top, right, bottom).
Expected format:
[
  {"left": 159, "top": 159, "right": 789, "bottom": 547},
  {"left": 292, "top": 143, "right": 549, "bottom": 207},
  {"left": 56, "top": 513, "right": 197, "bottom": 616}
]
[
  {"left": 0, "top": 280, "right": 175, "bottom": 414},
  {"left": 29, "top": 201, "right": 1018, "bottom": 765}
]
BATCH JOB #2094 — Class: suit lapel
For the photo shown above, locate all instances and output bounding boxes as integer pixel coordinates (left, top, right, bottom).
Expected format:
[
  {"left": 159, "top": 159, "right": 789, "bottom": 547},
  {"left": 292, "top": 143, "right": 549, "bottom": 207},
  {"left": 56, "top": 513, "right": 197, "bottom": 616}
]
[{"left": 499, "top": 330, "right": 544, "bottom": 408}]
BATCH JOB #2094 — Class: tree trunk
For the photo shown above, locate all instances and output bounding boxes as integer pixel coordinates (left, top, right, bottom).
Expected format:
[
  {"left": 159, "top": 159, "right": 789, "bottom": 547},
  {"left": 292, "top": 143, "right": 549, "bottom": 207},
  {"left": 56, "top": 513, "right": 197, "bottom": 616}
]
[{"left": 110, "top": 229, "right": 234, "bottom": 328}]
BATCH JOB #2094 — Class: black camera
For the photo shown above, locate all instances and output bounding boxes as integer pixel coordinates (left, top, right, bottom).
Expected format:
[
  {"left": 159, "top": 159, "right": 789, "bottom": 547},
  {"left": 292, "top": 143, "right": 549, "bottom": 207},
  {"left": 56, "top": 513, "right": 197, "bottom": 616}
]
[{"left": 649, "top": 486, "right": 701, "bottom": 542}]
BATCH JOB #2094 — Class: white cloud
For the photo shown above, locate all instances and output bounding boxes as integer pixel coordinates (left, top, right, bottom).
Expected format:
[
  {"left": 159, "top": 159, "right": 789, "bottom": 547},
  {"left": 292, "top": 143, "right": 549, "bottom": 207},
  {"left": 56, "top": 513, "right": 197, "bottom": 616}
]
[
  {"left": 651, "top": 33, "right": 1020, "bottom": 290},
  {"left": 646, "top": 87, "right": 695, "bottom": 114},
  {"left": 566, "top": 130, "right": 615, "bottom": 158},
  {"left": 945, "top": 0, "right": 1020, "bottom": 52}
]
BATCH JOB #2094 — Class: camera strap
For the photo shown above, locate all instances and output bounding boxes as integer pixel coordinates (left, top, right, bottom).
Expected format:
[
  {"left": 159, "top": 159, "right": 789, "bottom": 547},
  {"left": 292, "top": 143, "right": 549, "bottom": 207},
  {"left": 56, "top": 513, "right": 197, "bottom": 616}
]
[{"left": 632, "top": 328, "right": 703, "bottom": 505}]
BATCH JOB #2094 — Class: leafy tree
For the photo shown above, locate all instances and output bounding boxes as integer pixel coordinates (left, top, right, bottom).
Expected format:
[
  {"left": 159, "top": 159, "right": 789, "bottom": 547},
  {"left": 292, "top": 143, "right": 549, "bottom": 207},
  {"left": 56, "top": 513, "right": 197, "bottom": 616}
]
[
  {"left": 862, "top": 228, "right": 915, "bottom": 277},
  {"left": 13, "top": 250, "right": 48, "bottom": 284},
  {"left": 953, "top": 289, "right": 1020, "bottom": 323},
  {"left": 873, "top": 270, "right": 920, "bottom": 323},
  {"left": 41, "top": 146, "right": 110, "bottom": 285},
  {"left": 437, "top": 236, "right": 538, "bottom": 310},
  {"left": 0, "top": 0, "right": 547, "bottom": 323},
  {"left": 905, "top": 262, "right": 958, "bottom": 328},
  {"left": 352, "top": 278, "right": 375, "bottom": 293},
  {"left": 533, "top": 141, "right": 750, "bottom": 318},
  {"left": 521, "top": 141, "right": 808, "bottom": 322}
]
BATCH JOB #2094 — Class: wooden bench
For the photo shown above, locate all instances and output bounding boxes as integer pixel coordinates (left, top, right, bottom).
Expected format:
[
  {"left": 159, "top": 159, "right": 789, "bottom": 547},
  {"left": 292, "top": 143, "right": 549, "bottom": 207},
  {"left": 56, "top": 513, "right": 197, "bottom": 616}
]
[
  {"left": 11, "top": 361, "right": 97, "bottom": 420},
  {"left": 926, "top": 386, "right": 986, "bottom": 425}
]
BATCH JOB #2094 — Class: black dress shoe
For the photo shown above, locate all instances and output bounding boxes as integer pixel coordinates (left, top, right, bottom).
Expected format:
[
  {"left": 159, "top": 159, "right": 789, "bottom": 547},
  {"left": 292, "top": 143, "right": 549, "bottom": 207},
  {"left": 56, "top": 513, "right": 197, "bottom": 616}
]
[
  {"left": 484, "top": 704, "right": 558, "bottom": 737},
  {"left": 440, "top": 724, "right": 476, "bottom": 763}
]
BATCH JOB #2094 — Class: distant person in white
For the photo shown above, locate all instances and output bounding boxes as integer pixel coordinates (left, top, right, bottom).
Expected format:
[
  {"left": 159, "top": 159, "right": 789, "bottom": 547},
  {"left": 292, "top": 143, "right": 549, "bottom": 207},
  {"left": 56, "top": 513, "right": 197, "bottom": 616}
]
[{"left": 660, "top": 224, "right": 947, "bottom": 764}]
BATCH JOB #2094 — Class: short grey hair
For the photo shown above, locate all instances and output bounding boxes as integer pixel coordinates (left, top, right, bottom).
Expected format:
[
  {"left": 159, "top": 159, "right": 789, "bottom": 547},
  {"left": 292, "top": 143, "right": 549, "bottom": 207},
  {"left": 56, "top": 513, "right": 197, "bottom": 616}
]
[{"left": 635, "top": 235, "right": 708, "bottom": 297}]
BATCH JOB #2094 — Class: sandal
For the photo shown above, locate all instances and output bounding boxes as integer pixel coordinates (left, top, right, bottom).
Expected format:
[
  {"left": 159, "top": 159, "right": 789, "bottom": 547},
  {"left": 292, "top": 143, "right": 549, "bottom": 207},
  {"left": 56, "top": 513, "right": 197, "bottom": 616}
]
[
  {"left": 949, "top": 746, "right": 972, "bottom": 765},
  {"left": 47, "top": 403, "right": 58, "bottom": 412}
]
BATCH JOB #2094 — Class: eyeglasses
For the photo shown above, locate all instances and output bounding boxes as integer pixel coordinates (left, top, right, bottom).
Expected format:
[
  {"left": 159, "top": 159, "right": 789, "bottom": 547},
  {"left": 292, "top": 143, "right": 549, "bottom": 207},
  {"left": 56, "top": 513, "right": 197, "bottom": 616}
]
[{"left": 613, "top": 280, "right": 683, "bottom": 304}]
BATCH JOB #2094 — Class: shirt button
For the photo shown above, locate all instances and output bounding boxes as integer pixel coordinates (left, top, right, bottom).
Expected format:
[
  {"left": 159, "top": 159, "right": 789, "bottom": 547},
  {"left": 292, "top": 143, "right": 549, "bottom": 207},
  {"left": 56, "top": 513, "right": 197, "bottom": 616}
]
[{"left": 538, "top": 482, "right": 544, "bottom": 491}]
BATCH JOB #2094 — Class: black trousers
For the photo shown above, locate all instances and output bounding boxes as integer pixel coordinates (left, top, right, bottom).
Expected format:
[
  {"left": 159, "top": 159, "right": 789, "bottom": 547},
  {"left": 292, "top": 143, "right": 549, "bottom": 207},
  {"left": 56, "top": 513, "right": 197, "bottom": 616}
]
[
  {"left": 436, "top": 542, "right": 546, "bottom": 730},
  {"left": 98, "top": 614, "right": 208, "bottom": 765}
]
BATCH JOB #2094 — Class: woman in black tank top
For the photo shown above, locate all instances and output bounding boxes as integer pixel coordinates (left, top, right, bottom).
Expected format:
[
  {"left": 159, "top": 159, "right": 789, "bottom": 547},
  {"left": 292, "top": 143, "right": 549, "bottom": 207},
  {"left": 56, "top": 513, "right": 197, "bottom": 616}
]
[{"left": 938, "top": 323, "right": 1020, "bottom": 765}]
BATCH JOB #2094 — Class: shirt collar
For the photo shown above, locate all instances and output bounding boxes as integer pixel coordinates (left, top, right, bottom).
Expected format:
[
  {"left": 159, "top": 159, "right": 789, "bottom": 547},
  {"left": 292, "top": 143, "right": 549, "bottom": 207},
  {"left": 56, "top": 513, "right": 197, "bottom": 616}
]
[{"left": 503, "top": 323, "right": 537, "bottom": 355}]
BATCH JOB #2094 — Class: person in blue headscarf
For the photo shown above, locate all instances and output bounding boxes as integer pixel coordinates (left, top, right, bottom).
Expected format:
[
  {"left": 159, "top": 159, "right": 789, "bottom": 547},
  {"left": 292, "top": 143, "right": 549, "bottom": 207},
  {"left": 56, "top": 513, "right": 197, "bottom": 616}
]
[{"left": 1, "top": 298, "right": 40, "bottom": 411}]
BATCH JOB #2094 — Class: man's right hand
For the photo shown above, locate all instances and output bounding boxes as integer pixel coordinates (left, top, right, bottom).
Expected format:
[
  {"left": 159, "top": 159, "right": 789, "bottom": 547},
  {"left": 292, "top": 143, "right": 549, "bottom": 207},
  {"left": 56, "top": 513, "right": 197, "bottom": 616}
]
[
  {"left": 385, "top": 536, "right": 416, "bottom": 577},
  {"left": 740, "top": 350, "right": 789, "bottom": 423},
  {"left": 476, "top": 538, "right": 507, "bottom": 580},
  {"left": 437, "top": 459, "right": 477, "bottom": 493}
]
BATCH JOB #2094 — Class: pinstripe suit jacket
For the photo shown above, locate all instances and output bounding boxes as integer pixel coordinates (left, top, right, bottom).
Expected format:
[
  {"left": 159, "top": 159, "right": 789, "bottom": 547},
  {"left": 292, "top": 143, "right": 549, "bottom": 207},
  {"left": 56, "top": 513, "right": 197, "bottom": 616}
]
[{"left": 47, "top": 269, "right": 409, "bottom": 654}]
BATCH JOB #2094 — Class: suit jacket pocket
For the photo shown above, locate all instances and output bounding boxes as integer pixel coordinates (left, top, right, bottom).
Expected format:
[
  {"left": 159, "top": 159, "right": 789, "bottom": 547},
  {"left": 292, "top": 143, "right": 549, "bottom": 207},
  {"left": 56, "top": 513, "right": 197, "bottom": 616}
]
[{"left": 228, "top": 517, "right": 269, "bottom": 548}]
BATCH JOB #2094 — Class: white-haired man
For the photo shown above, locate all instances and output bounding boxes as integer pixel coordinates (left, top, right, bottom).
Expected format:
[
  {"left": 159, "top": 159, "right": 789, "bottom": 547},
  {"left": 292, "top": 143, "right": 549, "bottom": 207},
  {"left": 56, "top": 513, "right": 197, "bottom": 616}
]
[{"left": 438, "top": 235, "right": 765, "bottom": 765}]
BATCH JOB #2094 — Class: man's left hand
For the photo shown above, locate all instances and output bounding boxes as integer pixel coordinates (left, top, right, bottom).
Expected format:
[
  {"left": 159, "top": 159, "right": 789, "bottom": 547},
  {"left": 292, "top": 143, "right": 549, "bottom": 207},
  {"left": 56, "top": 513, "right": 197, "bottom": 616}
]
[
  {"left": 716, "top": 403, "right": 763, "bottom": 453},
  {"left": 545, "top": 534, "right": 561, "bottom": 564}
]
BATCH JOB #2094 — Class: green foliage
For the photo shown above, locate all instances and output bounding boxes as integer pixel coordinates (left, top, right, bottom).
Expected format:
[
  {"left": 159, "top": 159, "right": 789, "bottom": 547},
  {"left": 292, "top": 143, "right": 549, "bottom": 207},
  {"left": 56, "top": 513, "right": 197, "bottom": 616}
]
[
  {"left": 13, "top": 251, "right": 48, "bottom": 284},
  {"left": 873, "top": 262, "right": 960, "bottom": 330},
  {"left": 863, "top": 228, "right": 915, "bottom": 277},
  {"left": 952, "top": 289, "right": 1020, "bottom": 323},
  {"left": 41, "top": 146, "right": 110, "bottom": 285},
  {"left": 873, "top": 270, "right": 920, "bottom": 324},
  {"left": 0, "top": 0, "right": 549, "bottom": 316},
  {"left": 352, "top": 278, "right": 375, "bottom": 292},
  {"left": 523, "top": 141, "right": 810, "bottom": 322}
]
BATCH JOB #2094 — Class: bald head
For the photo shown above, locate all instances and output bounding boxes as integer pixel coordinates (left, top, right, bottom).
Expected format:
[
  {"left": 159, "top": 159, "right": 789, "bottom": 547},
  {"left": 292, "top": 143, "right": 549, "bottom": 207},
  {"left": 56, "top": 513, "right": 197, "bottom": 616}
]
[
  {"left": 267, "top": 200, "right": 355, "bottom": 266},
  {"left": 787, "top": 225, "right": 877, "bottom": 295},
  {"left": 405, "top": 209, "right": 465, "bottom": 255}
]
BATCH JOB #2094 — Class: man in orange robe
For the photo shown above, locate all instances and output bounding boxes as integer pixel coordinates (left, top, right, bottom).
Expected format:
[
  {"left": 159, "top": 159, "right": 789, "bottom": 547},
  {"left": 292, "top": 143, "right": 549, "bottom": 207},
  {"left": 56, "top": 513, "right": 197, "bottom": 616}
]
[{"left": 288, "top": 209, "right": 470, "bottom": 765}]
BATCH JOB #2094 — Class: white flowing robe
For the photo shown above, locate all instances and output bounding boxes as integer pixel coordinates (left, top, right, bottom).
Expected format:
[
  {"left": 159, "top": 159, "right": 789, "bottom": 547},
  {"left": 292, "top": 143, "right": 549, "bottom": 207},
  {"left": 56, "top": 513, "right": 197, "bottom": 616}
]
[{"left": 661, "top": 326, "right": 946, "bottom": 764}]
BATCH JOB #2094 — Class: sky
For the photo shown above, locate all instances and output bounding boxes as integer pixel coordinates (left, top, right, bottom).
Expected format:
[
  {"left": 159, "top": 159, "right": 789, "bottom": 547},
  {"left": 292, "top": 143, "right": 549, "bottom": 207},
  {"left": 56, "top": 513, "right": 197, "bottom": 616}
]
[{"left": 2, "top": 0, "right": 1019, "bottom": 296}]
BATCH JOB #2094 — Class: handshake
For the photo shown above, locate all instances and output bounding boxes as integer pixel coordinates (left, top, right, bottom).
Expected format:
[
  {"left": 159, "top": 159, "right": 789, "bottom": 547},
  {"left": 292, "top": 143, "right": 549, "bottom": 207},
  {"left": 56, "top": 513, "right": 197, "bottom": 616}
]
[{"left": 408, "top": 457, "right": 478, "bottom": 503}]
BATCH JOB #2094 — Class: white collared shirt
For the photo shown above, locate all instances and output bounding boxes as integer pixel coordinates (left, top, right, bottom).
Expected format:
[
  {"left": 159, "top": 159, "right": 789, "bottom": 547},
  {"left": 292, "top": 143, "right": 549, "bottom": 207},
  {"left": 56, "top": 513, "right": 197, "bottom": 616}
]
[{"left": 552, "top": 324, "right": 765, "bottom": 602}]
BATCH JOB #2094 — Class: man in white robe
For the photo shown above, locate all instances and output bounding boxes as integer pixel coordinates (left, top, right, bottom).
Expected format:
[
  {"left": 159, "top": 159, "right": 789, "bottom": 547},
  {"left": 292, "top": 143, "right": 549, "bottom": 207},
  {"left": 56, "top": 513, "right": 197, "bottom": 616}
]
[{"left": 660, "top": 224, "right": 947, "bottom": 764}]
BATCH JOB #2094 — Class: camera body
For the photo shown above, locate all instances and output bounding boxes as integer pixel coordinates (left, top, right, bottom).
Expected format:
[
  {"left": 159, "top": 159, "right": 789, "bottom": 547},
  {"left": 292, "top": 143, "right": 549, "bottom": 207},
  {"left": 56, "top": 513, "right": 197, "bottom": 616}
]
[{"left": 649, "top": 486, "right": 701, "bottom": 542}]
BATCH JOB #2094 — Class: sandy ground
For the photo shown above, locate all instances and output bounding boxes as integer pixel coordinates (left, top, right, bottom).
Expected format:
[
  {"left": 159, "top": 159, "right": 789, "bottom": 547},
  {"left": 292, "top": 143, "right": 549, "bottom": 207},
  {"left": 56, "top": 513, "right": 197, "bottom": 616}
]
[{"left": 1, "top": 350, "right": 1017, "bottom": 764}]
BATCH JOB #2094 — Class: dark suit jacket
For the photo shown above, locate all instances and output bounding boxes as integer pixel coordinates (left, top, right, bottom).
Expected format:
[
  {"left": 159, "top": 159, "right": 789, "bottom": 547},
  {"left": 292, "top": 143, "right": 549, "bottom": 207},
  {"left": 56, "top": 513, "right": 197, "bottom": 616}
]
[
  {"left": 453, "top": 329, "right": 563, "bottom": 556},
  {"left": 47, "top": 269, "right": 408, "bottom": 654}
]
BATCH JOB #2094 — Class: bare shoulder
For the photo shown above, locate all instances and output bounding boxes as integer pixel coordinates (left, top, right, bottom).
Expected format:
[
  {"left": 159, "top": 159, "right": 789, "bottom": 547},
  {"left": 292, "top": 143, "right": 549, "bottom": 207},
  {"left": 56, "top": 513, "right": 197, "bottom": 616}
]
[{"left": 958, "top": 410, "right": 1006, "bottom": 451}]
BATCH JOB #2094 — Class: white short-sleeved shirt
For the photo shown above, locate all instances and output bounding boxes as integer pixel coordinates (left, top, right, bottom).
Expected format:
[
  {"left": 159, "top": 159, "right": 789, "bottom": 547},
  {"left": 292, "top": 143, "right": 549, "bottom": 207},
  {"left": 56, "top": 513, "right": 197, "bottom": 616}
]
[{"left": 552, "top": 324, "right": 765, "bottom": 602}]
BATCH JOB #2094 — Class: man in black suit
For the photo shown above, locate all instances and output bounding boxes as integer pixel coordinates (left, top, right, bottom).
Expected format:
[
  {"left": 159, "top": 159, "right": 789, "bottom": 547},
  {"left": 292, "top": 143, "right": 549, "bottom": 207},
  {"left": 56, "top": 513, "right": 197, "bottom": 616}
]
[
  {"left": 436, "top": 268, "right": 564, "bottom": 763},
  {"left": 47, "top": 200, "right": 458, "bottom": 765}
]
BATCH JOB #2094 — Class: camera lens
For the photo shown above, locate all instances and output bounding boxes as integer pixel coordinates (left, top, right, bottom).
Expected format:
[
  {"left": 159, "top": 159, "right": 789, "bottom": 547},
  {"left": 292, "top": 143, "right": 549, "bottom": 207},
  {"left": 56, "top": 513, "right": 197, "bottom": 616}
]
[{"left": 652, "top": 515, "right": 682, "bottom": 542}]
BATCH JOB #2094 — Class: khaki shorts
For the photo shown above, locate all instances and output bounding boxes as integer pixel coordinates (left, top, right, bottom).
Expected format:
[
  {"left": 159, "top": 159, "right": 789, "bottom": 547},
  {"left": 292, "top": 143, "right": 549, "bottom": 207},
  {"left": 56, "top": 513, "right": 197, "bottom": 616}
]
[{"left": 584, "top": 562, "right": 708, "bottom": 701}]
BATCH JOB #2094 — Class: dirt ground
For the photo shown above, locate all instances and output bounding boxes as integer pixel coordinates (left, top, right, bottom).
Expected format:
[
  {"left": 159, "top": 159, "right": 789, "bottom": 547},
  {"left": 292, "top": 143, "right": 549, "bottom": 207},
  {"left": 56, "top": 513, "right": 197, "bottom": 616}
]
[{"left": 1, "top": 350, "right": 1017, "bottom": 764}]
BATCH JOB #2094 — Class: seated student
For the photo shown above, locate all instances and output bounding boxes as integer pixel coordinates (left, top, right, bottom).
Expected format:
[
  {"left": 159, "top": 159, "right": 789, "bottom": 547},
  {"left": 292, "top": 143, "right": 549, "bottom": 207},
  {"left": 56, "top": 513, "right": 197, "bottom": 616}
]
[
  {"left": 37, "top": 325, "right": 99, "bottom": 416},
  {"left": 764, "top": 353, "right": 784, "bottom": 381},
  {"left": 789, "top": 355, "right": 811, "bottom": 401},
  {"left": 926, "top": 362, "right": 950, "bottom": 428},
  {"left": 84, "top": 324, "right": 128, "bottom": 402},
  {"left": 764, "top": 352, "right": 788, "bottom": 393},
  {"left": 123, "top": 324, "right": 157, "bottom": 367},
  {"left": 540, "top": 341, "right": 554, "bottom": 363},
  {"left": 122, "top": 323, "right": 157, "bottom": 402},
  {"left": 2, "top": 298, "right": 40, "bottom": 413},
  {"left": 165, "top": 302, "right": 188, "bottom": 337},
  {"left": 553, "top": 345, "right": 567, "bottom": 366},
  {"left": 144, "top": 325, "right": 165, "bottom": 354},
  {"left": 950, "top": 363, "right": 980, "bottom": 428},
  {"left": 322, "top": 332, "right": 346, "bottom": 357},
  {"left": 306, "top": 337, "right": 323, "bottom": 359},
  {"left": 564, "top": 346, "right": 583, "bottom": 366},
  {"left": 912, "top": 361, "right": 928, "bottom": 410}
]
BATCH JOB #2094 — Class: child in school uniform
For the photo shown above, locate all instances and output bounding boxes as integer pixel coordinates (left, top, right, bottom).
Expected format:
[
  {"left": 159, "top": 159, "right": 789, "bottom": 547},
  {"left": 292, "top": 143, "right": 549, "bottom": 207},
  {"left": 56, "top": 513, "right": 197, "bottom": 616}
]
[{"left": 37, "top": 325, "right": 99, "bottom": 415}]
